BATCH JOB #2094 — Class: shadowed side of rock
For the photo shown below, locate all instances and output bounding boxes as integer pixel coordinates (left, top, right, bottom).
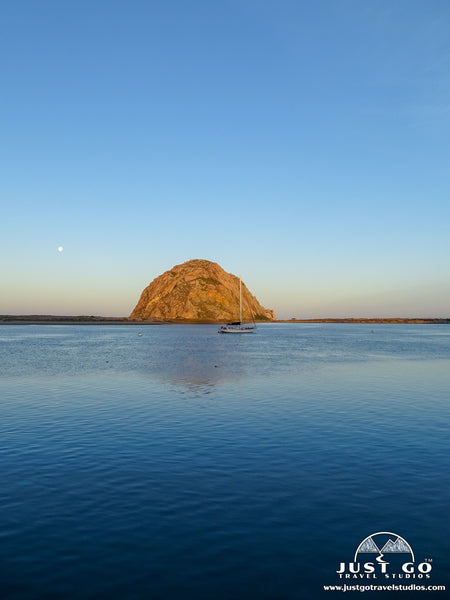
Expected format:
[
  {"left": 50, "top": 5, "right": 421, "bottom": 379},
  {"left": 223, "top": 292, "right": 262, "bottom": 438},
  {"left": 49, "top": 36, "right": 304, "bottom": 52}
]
[{"left": 129, "top": 259, "right": 276, "bottom": 322}]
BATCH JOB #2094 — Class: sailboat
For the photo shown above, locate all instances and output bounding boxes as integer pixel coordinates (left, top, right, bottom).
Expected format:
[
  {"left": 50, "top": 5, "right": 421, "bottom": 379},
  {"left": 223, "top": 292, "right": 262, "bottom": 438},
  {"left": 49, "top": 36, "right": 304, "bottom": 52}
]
[{"left": 218, "top": 277, "right": 256, "bottom": 334}]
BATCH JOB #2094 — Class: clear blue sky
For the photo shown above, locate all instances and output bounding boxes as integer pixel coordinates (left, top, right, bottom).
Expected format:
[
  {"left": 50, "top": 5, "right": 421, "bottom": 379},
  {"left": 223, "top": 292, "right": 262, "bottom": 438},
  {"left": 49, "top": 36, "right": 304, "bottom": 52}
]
[{"left": 1, "top": 0, "right": 449, "bottom": 318}]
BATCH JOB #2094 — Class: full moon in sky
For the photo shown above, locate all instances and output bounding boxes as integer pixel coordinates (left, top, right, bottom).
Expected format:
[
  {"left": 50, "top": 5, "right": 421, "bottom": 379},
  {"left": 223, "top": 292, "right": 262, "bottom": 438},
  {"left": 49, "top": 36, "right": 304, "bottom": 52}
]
[{"left": 58, "top": 246, "right": 64, "bottom": 252}]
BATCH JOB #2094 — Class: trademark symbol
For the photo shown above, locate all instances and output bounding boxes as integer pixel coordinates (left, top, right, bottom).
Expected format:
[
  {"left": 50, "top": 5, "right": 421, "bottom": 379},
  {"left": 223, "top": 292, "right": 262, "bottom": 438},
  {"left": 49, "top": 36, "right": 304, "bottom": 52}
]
[{"left": 424, "top": 558, "right": 433, "bottom": 562}]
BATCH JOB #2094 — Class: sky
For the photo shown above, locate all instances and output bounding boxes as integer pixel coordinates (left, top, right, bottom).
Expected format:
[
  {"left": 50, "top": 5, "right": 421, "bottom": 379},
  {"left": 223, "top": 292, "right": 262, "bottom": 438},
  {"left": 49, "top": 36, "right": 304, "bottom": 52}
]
[{"left": 1, "top": 0, "right": 449, "bottom": 319}]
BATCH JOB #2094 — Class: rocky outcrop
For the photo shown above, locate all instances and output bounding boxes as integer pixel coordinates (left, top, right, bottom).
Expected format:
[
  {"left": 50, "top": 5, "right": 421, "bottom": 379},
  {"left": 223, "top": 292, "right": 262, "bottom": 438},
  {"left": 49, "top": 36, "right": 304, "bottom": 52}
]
[{"left": 129, "top": 259, "right": 275, "bottom": 322}]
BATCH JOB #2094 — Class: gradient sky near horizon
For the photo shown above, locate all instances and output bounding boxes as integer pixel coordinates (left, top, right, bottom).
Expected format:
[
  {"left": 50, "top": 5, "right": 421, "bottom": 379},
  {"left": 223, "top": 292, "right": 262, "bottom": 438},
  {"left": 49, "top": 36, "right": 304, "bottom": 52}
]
[{"left": 1, "top": 0, "right": 449, "bottom": 319}]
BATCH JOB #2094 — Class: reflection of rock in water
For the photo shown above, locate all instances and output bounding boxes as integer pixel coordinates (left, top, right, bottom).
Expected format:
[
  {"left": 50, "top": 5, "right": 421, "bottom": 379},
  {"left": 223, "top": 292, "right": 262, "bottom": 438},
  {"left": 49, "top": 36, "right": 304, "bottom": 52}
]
[
  {"left": 129, "top": 323, "right": 256, "bottom": 393},
  {"left": 144, "top": 338, "right": 250, "bottom": 392},
  {"left": 169, "top": 379, "right": 218, "bottom": 398},
  {"left": 153, "top": 354, "right": 245, "bottom": 392},
  {"left": 167, "top": 357, "right": 223, "bottom": 388}
]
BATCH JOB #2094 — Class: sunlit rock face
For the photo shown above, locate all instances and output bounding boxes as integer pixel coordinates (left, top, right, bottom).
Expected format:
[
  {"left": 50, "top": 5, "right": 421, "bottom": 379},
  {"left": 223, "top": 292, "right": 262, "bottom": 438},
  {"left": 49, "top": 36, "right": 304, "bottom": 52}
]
[{"left": 129, "top": 259, "right": 275, "bottom": 322}]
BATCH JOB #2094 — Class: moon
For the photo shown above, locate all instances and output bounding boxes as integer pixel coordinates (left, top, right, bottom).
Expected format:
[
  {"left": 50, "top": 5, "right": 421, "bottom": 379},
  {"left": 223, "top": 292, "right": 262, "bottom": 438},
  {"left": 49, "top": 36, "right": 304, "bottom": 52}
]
[{"left": 58, "top": 246, "right": 64, "bottom": 252}]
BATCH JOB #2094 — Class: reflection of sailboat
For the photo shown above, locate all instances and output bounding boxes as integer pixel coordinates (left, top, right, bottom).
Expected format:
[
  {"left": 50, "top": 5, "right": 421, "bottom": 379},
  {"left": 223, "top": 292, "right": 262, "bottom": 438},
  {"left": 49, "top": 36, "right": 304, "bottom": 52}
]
[{"left": 218, "top": 277, "right": 255, "bottom": 334}]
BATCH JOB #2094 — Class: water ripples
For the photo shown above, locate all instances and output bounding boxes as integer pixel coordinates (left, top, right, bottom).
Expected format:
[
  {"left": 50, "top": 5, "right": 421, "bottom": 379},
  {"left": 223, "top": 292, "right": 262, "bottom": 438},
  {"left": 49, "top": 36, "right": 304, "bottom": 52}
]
[{"left": 1, "top": 324, "right": 449, "bottom": 598}]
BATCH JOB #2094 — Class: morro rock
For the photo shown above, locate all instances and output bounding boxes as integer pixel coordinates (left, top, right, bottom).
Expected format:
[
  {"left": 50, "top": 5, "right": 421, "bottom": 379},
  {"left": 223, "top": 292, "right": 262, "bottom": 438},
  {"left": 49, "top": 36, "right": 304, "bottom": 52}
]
[{"left": 129, "top": 259, "right": 275, "bottom": 322}]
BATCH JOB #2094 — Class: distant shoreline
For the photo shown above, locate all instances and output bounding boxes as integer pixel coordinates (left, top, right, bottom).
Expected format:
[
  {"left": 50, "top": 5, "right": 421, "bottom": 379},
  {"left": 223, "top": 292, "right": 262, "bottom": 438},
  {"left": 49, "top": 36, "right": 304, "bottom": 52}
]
[
  {"left": 278, "top": 318, "right": 450, "bottom": 324},
  {"left": 1, "top": 315, "right": 449, "bottom": 325}
]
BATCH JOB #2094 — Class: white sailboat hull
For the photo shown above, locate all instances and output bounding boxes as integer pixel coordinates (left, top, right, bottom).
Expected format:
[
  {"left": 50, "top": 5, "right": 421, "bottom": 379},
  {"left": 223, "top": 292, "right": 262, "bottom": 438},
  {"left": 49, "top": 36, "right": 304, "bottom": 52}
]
[{"left": 218, "top": 325, "right": 255, "bottom": 334}]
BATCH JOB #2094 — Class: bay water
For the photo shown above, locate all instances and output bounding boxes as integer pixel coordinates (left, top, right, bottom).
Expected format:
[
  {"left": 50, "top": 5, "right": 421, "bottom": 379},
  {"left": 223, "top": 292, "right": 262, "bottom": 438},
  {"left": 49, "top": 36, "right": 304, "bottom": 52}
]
[{"left": 1, "top": 323, "right": 449, "bottom": 599}]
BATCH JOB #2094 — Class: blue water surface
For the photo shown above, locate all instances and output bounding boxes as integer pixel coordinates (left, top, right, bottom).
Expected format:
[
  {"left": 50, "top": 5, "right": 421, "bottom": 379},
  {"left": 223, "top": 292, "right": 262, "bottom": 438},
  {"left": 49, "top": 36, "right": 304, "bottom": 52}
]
[{"left": 0, "top": 323, "right": 449, "bottom": 599}]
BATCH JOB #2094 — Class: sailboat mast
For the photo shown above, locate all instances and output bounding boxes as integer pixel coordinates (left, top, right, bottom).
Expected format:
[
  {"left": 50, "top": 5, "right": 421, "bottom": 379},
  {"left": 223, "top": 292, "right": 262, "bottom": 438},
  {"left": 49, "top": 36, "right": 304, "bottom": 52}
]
[{"left": 239, "top": 277, "right": 242, "bottom": 324}]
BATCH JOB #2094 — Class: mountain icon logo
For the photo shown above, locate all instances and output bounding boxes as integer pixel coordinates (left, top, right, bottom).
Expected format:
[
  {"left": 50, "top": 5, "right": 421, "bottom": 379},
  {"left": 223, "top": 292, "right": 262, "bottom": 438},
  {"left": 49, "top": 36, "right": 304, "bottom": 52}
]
[{"left": 354, "top": 532, "right": 415, "bottom": 563}]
